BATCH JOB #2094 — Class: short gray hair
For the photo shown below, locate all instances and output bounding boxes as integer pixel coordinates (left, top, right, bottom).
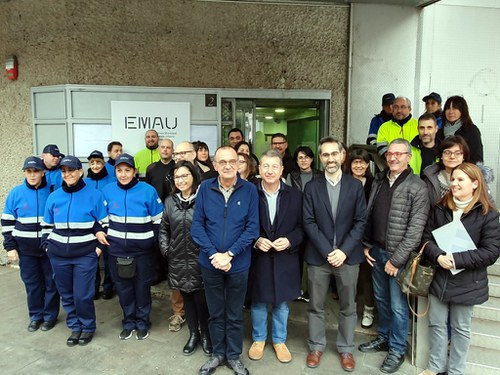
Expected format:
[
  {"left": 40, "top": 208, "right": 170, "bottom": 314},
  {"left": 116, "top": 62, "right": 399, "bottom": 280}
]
[
  {"left": 396, "top": 96, "right": 412, "bottom": 108},
  {"left": 261, "top": 149, "right": 283, "bottom": 164},
  {"left": 389, "top": 138, "right": 411, "bottom": 153}
]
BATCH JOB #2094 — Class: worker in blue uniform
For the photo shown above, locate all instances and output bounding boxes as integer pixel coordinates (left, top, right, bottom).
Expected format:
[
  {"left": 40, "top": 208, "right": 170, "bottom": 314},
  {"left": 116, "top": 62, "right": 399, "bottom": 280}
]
[
  {"left": 1, "top": 156, "right": 60, "bottom": 332},
  {"left": 42, "top": 155, "right": 108, "bottom": 347},
  {"left": 102, "top": 153, "right": 164, "bottom": 341}
]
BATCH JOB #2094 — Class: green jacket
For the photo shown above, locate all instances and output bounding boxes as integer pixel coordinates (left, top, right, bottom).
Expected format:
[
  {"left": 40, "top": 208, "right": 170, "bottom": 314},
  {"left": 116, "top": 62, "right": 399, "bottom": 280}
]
[
  {"left": 376, "top": 117, "right": 418, "bottom": 156},
  {"left": 134, "top": 147, "right": 160, "bottom": 178}
]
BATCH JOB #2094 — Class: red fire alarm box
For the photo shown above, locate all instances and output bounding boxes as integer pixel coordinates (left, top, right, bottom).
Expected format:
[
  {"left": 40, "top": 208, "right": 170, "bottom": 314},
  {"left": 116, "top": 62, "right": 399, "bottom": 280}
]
[{"left": 6, "top": 55, "right": 18, "bottom": 80}]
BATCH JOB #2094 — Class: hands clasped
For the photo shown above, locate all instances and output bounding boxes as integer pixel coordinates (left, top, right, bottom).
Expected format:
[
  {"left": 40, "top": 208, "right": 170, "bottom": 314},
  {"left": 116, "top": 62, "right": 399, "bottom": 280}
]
[{"left": 255, "top": 237, "right": 290, "bottom": 252}]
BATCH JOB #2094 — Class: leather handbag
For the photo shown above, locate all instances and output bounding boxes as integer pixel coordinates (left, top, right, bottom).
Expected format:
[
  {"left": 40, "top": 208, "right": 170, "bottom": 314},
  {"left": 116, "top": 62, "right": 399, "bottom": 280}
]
[{"left": 396, "top": 241, "right": 435, "bottom": 316}]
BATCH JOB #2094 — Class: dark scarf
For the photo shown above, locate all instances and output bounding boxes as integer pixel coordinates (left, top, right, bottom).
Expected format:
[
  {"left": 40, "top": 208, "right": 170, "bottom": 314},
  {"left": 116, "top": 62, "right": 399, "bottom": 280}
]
[
  {"left": 87, "top": 166, "right": 109, "bottom": 181},
  {"left": 62, "top": 177, "right": 86, "bottom": 193},
  {"left": 395, "top": 114, "right": 412, "bottom": 127},
  {"left": 118, "top": 177, "right": 139, "bottom": 190}
]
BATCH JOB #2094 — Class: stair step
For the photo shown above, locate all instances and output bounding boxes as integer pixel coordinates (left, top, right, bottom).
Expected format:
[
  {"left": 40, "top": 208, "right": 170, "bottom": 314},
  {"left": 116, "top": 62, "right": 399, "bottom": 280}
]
[
  {"left": 466, "top": 346, "right": 500, "bottom": 374},
  {"left": 473, "top": 296, "right": 500, "bottom": 321},
  {"left": 471, "top": 318, "right": 500, "bottom": 350},
  {"left": 488, "top": 275, "right": 500, "bottom": 298},
  {"left": 488, "top": 261, "right": 500, "bottom": 277}
]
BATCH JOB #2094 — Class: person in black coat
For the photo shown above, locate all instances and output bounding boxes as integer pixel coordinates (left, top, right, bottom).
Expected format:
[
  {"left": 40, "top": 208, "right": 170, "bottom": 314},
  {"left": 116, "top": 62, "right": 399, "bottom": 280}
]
[
  {"left": 248, "top": 150, "right": 304, "bottom": 364},
  {"left": 159, "top": 161, "right": 212, "bottom": 356},
  {"left": 420, "top": 163, "right": 500, "bottom": 375}
]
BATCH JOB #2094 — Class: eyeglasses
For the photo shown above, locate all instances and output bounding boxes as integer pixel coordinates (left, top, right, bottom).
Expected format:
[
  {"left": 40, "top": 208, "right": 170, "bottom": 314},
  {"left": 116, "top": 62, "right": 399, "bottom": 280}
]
[
  {"left": 385, "top": 152, "right": 409, "bottom": 159},
  {"left": 173, "top": 174, "right": 191, "bottom": 181},
  {"left": 320, "top": 151, "right": 340, "bottom": 159},
  {"left": 216, "top": 159, "right": 238, "bottom": 168},
  {"left": 261, "top": 164, "right": 281, "bottom": 171},
  {"left": 173, "top": 150, "right": 194, "bottom": 158},
  {"left": 442, "top": 150, "right": 463, "bottom": 158}
]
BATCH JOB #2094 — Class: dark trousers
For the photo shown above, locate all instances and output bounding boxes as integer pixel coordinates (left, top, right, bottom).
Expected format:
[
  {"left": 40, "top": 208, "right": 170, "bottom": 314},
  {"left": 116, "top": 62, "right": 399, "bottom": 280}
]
[
  {"left": 48, "top": 252, "right": 97, "bottom": 332},
  {"left": 180, "top": 289, "right": 210, "bottom": 333},
  {"left": 108, "top": 253, "right": 153, "bottom": 330},
  {"left": 19, "top": 254, "right": 60, "bottom": 322},
  {"left": 95, "top": 250, "right": 114, "bottom": 294},
  {"left": 201, "top": 267, "right": 248, "bottom": 360}
]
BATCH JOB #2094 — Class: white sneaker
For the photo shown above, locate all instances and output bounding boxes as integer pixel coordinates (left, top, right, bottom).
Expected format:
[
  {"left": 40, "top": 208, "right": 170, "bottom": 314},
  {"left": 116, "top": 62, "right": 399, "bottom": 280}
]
[{"left": 361, "top": 306, "right": 374, "bottom": 329}]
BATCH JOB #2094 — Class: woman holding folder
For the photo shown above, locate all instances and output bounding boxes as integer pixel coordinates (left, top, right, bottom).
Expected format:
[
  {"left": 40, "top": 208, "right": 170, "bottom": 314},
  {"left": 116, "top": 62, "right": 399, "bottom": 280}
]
[{"left": 419, "top": 163, "right": 500, "bottom": 375}]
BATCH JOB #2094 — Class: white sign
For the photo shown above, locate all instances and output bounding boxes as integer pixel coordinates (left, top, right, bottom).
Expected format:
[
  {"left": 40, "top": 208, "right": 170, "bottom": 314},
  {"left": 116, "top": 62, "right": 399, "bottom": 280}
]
[{"left": 111, "top": 101, "right": 190, "bottom": 154}]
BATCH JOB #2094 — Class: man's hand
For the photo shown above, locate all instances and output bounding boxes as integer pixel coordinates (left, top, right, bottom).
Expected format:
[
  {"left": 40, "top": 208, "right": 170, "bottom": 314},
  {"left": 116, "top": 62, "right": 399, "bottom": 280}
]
[
  {"left": 96, "top": 231, "right": 109, "bottom": 246},
  {"left": 7, "top": 250, "right": 19, "bottom": 263},
  {"left": 327, "top": 249, "right": 347, "bottom": 268},
  {"left": 364, "top": 247, "right": 375, "bottom": 267},
  {"left": 384, "top": 260, "right": 399, "bottom": 277},
  {"left": 272, "top": 237, "right": 290, "bottom": 252},
  {"left": 437, "top": 254, "right": 455, "bottom": 270},
  {"left": 255, "top": 237, "right": 273, "bottom": 252},
  {"left": 210, "top": 252, "right": 233, "bottom": 270}
]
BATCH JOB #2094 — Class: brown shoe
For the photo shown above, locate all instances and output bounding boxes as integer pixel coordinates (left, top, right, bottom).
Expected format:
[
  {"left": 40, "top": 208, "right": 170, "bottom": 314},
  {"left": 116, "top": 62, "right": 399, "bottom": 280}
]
[
  {"left": 339, "top": 352, "right": 355, "bottom": 372},
  {"left": 306, "top": 350, "right": 323, "bottom": 368},
  {"left": 273, "top": 343, "right": 292, "bottom": 363},
  {"left": 248, "top": 341, "right": 266, "bottom": 360}
]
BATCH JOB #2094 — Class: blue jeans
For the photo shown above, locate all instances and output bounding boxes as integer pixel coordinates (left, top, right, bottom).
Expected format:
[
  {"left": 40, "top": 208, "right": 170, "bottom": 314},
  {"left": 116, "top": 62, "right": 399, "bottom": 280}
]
[
  {"left": 371, "top": 246, "right": 409, "bottom": 355},
  {"left": 201, "top": 267, "right": 248, "bottom": 360},
  {"left": 251, "top": 302, "right": 289, "bottom": 344}
]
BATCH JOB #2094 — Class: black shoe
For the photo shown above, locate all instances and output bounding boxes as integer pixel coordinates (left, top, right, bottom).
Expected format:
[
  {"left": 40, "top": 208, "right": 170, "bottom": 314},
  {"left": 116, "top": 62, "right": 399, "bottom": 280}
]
[
  {"left": 66, "top": 331, "right": 81, "bottom": 347},
  {"left": 227, "top": 359, "right": 249, "bottom": 375},
  {"left": 136, "top": 329, "right": 149, "bottom": 340},
  {"left": 102, "top": 290, "right": 114, "bottom": 300},
  {"left": 201, "top": 333, "right": 213, "bottom": 356},
  {"left": 27, "top": 320, "right": 42, "bottom": 332},
  {"left": 40, "top": 320, "right": 57, "bottom": 331},
  {"left": 199, "top": 355, "right": 226, "bottom": 375},
  {"left": 119, "top": 328, "right": 135, "bottom": 340},
  {"left": 380, "top": 352, "right": 405, "bottom": 373},
  {"left": 183, "top": 331, "right": 200, "bottom": 356},
  {"left": 358, "top": 337, "right": 389, "bottom": 353},
  {"left": 78, "top": 332, "right": 94, "bottom": 346}
]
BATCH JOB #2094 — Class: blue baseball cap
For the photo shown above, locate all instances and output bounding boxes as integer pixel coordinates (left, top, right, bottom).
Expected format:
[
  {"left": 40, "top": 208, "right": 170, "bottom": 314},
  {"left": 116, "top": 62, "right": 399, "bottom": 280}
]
[
  {"left": 382, "top": 93, "right": 396, "bottom": 106},
  {"left": 87, "top": 150, "right": 104, "bottom": 160},
  {"left": 422, "top": 92, "right": 442, "bottom": 104},
  {"left": 115, "top": 153, "right": 135, "bottom": 168},
  {"left": 22, "top": 156, "right": 45, "bottom": 171},
  {"left": 59, "top": 155, "right": 82, "bottom": 170},
  {"left": 42, "top": 144, "right": 65, "bottom": 157}
]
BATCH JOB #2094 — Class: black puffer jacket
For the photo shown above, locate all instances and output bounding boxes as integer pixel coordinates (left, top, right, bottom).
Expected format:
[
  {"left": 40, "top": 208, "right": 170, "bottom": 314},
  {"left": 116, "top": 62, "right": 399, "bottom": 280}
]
[
  {"left": 159, "top": 193, "right": 203, "bottom": 293},
  {"left": 423, "top": 203, "right": 500, "bottom": 305}
]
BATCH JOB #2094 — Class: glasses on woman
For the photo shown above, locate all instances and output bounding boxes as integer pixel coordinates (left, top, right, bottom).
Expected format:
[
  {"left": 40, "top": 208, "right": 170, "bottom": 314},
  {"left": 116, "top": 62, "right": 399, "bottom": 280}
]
[
  {"left": 442, "top": 150, "right": 463, "bottom": 158},
  {"left": 173, "top": 174, "right": 191, "bottom": 181}
]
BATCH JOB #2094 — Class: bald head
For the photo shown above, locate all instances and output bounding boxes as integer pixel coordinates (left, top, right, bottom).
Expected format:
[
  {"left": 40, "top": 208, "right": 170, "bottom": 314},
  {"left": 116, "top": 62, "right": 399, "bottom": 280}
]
[{"left": 174, "top": 141, "right": 196, "bottom": 162}]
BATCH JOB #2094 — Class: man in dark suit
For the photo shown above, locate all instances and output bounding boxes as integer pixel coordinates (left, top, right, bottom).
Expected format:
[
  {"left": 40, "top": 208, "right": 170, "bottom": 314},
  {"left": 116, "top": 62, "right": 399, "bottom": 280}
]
[{"left": 303, "top": 137, "right": 367, "bottom": 372}]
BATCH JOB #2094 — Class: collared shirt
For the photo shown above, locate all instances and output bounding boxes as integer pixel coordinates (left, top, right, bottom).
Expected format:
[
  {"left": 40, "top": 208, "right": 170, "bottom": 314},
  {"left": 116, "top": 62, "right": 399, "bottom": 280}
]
[
  {"left": 218, "top": 177, "right": 236, "bottom": 203},
  {"left": 262, "top": 182, "right": 280, "bottom": 225},
  {"left": 387, "top": 170, "right": 403, "bottom": 187}
]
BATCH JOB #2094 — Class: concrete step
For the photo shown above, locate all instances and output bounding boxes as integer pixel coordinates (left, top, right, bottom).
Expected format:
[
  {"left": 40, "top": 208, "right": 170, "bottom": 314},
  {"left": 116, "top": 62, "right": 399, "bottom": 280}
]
[
  {"left": 471, "top": 318, "right": 500, "bottom": 350},
  {"left": 473, "top": 296, "right": 500, "bottom": 321},
  {"left": 488, "top": 274, "right": 500, "bottom": 298},
  {"left": 488, "top": 261, "right": 500, "bottom": 277},
  {"left": 466, "top": 346, "right": 500, "bottom": 374}
]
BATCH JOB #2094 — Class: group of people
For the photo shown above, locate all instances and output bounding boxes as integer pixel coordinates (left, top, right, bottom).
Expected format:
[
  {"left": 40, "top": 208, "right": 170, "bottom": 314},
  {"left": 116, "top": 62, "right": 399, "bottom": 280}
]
[{"left": 2, "top": 104, "right": 499, "bottom": 375}]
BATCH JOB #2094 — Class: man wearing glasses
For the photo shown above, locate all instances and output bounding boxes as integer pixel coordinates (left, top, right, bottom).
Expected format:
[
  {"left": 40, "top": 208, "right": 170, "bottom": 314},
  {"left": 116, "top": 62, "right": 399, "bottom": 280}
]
[
  {"left": 303, "top": 137, "right": 367, "bottom": 372},
  {"left": 192, "top": 146, "right": 259, "bottom": 375},
  {"left": 376, "top": 96, "right": 419, "bottom": 158},
  {"left": 271, "top": 133, "right": 294, "bottom": 179},
  {"left": 359, "top": 138, "right": 429, "bottom": 373},
  {"left": 174, "top": 141, "right": 217, "bottom": 180}
]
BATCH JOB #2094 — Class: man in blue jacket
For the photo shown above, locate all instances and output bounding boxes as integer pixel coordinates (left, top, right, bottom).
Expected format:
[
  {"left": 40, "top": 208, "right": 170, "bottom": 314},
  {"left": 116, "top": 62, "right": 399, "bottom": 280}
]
[
  {"left": 192, "top": 146, "right": 259, "bottom": 375},
  {"left": 303, "top": 137, "right": 367, "bottom": 372}
]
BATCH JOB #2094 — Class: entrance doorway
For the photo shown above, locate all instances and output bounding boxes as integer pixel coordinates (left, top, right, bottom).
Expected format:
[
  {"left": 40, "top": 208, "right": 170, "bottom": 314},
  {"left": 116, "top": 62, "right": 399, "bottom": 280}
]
[{"left": 221, "top": 98, "right": 329, "bottom": 163}]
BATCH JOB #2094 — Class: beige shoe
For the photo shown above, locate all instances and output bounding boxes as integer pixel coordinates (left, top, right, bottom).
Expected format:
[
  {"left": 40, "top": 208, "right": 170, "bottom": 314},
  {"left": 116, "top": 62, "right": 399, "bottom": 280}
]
[
  {"left": 168, "top": 314, "right": 185, "bottom": 332},
  {"left": 248, "top": 341, "right": 266, "bottom": 360},
  {"left": 418, "top": 370, "right": 437, "bottom": 375},
  {"left": 273, "top": 343, "right": 292, "bottom": 363}
]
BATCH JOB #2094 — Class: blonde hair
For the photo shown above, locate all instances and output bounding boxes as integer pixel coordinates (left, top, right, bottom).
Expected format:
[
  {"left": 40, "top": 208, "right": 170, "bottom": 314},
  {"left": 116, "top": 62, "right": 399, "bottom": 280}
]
[{"left": 440, "top": 163, "right": 495, "bottom": 215}]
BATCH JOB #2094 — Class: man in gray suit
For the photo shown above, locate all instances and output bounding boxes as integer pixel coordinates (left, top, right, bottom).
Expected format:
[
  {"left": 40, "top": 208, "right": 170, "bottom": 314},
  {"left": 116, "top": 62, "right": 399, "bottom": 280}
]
[{"left": 303, "top": 137, "right": 367, "bottom": 372}]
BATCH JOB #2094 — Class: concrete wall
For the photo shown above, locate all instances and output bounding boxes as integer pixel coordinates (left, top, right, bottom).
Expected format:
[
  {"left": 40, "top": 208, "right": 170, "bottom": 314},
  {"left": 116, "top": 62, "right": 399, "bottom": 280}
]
[{"left": 0, "top": 0, "right": 350, "bottom": 239}]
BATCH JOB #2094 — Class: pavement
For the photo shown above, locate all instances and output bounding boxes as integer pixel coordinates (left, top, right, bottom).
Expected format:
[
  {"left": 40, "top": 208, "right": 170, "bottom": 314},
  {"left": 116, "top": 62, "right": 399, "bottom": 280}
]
[{"left": 1, "top": 265, "right": 423, "bottom": 375}]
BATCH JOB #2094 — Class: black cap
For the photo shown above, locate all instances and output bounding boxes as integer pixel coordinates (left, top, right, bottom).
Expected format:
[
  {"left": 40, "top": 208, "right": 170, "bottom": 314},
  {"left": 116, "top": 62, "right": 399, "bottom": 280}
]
[
  {"left": 382, "top": 93, "right": 396, "bottom": 106},
  {"left": 42, "top": 144, "right": 65, "bottom": 157},
  {"left": 115, "top": 153, "right": 135, "bottom": 168},
  {"left": 422, "top": 92, "right": 442, "bottom": 104},
  {"left": 59, "top": 155, "right": 82, "bottom": 170},
  {"left": 22, "top": 156, "right": 45, "bottom": 171},
  {"left": 87, "top": 150, "right": 104, "bottom": 161}
]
